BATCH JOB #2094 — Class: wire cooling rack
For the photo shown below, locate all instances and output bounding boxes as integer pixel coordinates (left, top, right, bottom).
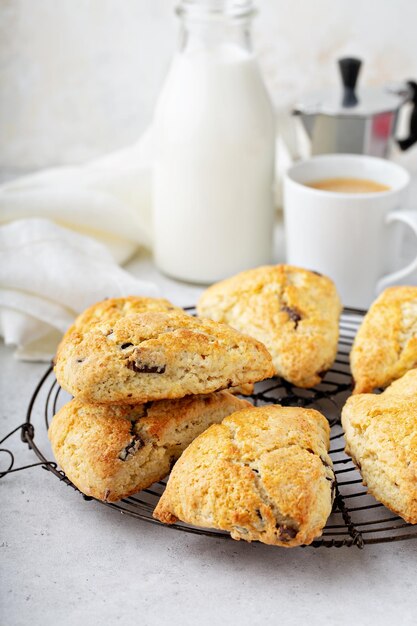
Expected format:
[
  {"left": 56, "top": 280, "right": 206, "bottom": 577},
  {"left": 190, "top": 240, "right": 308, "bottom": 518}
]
[{"left": 2, "top": 306, "right": 417, "bottom": 548}]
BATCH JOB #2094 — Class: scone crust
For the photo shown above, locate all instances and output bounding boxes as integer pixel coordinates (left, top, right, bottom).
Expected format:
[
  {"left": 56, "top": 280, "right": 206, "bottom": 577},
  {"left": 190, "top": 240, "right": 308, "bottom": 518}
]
[
  {"left": 342, "top": 369, "right": 417, "bottom": 523},
  {"left": 57, "top": 295, "right": 182, "bottom": 354},
  {"left": 54, "top": 311, "right": 274, "bottom": 403},
  {"left": 48, "top": 392, "right": 251, "bottom": 502},
  {"left": 351, "top": 286, "right": 417, "bottom": 394},
  {"left": 153, "top": 405, "right": 334, "bottom": 547},
  {"left": 197, "top": 265, "right": 341, "bottom": 388}
]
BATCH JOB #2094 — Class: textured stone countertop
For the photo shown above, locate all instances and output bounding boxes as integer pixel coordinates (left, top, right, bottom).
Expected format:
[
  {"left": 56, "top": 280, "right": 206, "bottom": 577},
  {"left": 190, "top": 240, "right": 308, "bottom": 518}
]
[{"left": 2, "top": 250, "right": 417, "bottom": 626}]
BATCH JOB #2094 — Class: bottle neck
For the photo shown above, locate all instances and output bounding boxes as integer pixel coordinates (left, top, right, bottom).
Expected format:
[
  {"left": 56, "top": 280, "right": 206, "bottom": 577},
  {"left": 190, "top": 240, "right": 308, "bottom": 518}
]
[{"left": 176, "top": 1, "right": 255, "bottom": 54}]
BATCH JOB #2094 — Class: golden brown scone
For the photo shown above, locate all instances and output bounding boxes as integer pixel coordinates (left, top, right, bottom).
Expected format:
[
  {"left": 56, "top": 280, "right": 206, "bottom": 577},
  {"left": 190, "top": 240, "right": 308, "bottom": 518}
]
[
  {"left": 153, "top": 405, "right": 335, "bottom": 547},
  {"left": 54, "top": 311, "right": 274, "bottom": 404},
  {"left": 197, "top": 265, "right": 342, "bottom": 388},
  {"left": 49, "top": 392, "right": 251, "bottom": 502},
  {"left": 351, "top": 286, "right": 417, "bottom": 394},
  {"left": 342, "top": 369, "right": 417, "bottom": 523}
]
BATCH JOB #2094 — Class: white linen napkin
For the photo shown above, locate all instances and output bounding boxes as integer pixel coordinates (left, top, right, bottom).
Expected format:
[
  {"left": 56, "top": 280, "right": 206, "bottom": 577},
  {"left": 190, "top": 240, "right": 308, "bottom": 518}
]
[
  {"left": 0, "top": 128, "right": 154, "bottom": 265},
  {"left": 0, "top": 219, "right": 159, "bottom": 361},
  {"left": 0, "top": 128, "right": 159, "bottom": 361}
]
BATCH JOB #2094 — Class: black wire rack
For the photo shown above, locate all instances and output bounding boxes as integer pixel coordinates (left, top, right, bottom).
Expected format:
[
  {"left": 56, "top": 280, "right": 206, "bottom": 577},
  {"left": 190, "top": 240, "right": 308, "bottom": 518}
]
[{"left": 2, "top": 306, "right": 417, "bottom": 548}]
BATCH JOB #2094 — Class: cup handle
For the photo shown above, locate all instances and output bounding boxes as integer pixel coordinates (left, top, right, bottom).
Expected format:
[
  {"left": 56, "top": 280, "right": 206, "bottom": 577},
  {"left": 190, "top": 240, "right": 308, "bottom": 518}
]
[{"left": 377, "top": 210, "right": 417, "bottom": 292}]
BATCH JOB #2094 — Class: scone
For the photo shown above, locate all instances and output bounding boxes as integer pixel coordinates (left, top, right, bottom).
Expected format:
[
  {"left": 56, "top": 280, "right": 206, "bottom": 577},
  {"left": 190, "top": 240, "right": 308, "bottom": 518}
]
[
  {"left": 197, "top": 265, "right": 342, "bottom": 388},
  {"left": 54, "top": 311, "right": 274, "bottom": 403},
  {"left": 351, "top": 286, "right": 417, "bottom": 394},
  {"left": 49, "top": 392, "right": 251, "bottom": 502},
  {"left": 342, "top": 369, "right": 417, "bottom": 523},
  {"left": 154, "top": 405, "right": 335, "bottom": 547}
]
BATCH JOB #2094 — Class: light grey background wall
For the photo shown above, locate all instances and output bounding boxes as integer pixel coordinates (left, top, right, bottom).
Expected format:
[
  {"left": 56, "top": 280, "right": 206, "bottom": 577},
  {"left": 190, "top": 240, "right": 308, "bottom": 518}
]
[{"left": 1, "top": 0, "right": 417, "bottom": 173}]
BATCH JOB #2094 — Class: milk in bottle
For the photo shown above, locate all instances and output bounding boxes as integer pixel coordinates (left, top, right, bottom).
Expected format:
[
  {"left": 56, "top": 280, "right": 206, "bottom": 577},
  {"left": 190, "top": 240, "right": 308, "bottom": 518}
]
[{"left": 153, "top": 0, "right": 275, "bottom": 283}]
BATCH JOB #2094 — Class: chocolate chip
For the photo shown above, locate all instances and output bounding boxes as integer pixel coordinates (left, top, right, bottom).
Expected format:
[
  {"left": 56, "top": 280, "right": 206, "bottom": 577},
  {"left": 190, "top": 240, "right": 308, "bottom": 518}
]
[
  {"left": 306, "top": 448, "right": 315, "bottom": 454},
  {"left": 311, "top": 270, "right": 322, "bottom": 277},
  {"left": 121, "top": 342, "right": 133, "bottom": 350},
  {"left": 252, "top": 468, "right": 259, "bottom": 475},
  {"left": 76, "top": 358, "right": 85, "bottom": 364},
  {"left": 127, "top": 361, "right": 166, "bottom": 374},
  {"left": 281, "top": 305, "right": 302, "bottom": 329},
  {"left": 255, "top": 509, "right": 263, "bottom": 520},
  {"left": 276, "top": 525, "right": 298, "bottom": 541},
  {"left": 118, "top": 435, "right": 145, "bottom": 461}
]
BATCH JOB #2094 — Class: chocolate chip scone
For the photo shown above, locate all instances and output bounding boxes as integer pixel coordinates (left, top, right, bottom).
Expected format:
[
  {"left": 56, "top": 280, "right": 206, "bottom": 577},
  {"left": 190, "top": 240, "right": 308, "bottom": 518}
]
[
  {"left": 154, "top": 405, "right": 335, "bottom": 547},
  {"left": 351, "top": 286, "right": 417, "bottom": 394},
  {"left": 197, "top": 265, "right": 342, "bottom": 388},
  {"left": 49, "top": 392, "right": 251, "bottom": 502},
  {"left": 342, "top": 369, "right": 417, "bottom": 523},
  {"left": 54, "top": 311, "right": 274, "bottom": 403}
]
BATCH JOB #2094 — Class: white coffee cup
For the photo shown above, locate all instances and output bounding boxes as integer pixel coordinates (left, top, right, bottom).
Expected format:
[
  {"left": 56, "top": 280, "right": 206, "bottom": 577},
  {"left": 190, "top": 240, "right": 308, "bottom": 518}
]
[{"left": 283, "top": 154, "right": 417, "bottom": 308}]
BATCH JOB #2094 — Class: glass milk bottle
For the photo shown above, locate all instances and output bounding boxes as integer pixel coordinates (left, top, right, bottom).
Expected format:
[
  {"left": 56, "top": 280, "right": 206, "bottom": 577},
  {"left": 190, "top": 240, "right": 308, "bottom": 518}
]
[{"left": 153, "top": 0, "right": 275, "bottom": 283}]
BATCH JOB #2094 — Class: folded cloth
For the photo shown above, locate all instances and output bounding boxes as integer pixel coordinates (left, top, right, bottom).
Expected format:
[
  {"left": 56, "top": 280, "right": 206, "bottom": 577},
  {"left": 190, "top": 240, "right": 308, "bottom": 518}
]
[
  {"left": 0, "top": 219, "right": 159, "bottom": 361},
  {"left": 0, "top": 128, "right": 154, "bottom": 265}
]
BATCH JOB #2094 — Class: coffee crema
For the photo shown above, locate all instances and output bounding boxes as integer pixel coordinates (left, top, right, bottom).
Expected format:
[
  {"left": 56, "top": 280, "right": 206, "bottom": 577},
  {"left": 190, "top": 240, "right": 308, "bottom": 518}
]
[{"left": 306, "top": 177, "right": 391, "bottom": 194}]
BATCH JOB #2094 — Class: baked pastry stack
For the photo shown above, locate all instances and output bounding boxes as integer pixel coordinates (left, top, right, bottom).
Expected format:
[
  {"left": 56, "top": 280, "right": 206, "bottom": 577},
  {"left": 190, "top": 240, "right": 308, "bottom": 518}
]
[
  {"left": 46, "top": 280, "right": 417, "bottom": 541},
  {"left": 50, "top": 296, "right": 274, "bottom": 502}
]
